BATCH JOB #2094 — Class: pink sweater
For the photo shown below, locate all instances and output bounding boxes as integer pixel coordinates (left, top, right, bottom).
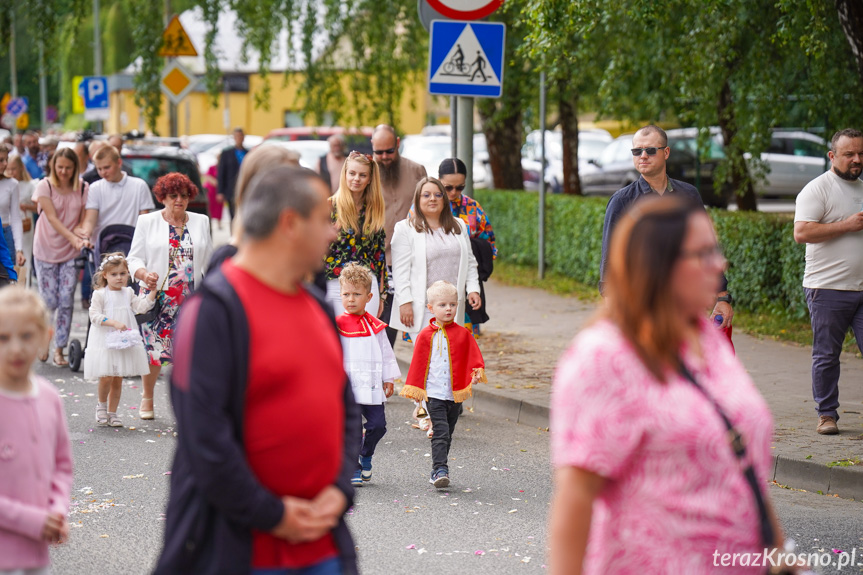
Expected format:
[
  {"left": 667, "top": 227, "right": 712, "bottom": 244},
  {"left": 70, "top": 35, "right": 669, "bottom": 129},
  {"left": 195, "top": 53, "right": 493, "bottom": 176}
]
[{"left": 0, "top": 376, "right": 73, "bottom": 570}]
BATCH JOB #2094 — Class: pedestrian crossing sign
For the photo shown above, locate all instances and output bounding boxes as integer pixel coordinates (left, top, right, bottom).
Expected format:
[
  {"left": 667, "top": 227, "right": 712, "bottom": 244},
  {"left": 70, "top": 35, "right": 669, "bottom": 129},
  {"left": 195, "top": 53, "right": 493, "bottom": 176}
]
[{"left": 428, "top": 20, "right": 505, "bottom": 98}]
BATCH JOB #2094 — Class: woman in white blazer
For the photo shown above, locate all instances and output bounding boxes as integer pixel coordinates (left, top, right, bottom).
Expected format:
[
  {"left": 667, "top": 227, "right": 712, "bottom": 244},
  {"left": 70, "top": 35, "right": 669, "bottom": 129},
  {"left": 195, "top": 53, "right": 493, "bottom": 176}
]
[
  {"left": 127, "top": 173, "right": 213, "bottom": 420},
  {"left": 390, "top": 177, "right": 481, "bottom": 340}
]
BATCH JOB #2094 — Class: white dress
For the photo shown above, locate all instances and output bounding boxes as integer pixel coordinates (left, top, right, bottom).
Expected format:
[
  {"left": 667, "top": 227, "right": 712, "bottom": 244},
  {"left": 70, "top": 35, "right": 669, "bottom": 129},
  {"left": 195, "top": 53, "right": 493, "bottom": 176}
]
[
  {"left": 339, "top": 316, "right": 401, "bottom": 405},
  {"left": 83, "top": 287, "right": 154, "bottom": 380}
]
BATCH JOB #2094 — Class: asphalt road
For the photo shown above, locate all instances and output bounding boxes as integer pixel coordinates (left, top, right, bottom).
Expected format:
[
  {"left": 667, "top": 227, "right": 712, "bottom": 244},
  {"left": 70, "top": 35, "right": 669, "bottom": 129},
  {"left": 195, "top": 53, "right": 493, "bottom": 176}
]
[{"left": 39, "top": 358, "right": 861, "bottom": 575}]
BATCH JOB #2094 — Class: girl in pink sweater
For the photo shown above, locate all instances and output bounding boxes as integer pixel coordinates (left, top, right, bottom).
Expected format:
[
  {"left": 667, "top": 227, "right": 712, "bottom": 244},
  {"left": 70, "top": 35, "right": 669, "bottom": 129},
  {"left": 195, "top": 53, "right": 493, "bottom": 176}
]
[{"left": 0, "top": 287, "right": 73, "bottom": 573}]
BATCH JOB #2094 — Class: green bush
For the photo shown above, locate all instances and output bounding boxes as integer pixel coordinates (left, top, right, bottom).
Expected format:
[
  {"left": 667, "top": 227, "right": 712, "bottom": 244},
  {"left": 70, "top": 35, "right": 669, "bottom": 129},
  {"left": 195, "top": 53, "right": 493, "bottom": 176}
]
[{"left": 472, "top": 189, "right": 809, "bottom": 318}]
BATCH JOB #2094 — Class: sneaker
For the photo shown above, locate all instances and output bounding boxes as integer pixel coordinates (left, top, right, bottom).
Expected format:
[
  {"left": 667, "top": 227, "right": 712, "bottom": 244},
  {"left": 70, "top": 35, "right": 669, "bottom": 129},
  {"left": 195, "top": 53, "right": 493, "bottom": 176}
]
[
  {"left": 816, "top": 415, "right": 839, "bottom": 435},
  {"left": 351, "top": 469, "right": 364, "bottom": 487},
  {"left": 360, "top": 456, "right": 373, "bottom": 482},
  {"left": 430, "top": 469, "right": 450, "bottom": 489}
]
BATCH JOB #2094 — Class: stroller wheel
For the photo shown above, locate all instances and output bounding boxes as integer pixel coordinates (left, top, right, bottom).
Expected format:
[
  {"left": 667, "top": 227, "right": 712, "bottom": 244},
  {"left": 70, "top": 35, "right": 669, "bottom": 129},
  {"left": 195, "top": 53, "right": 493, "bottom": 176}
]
[{"left": 68, "top": 339, "right": 83, "bottom": 372}]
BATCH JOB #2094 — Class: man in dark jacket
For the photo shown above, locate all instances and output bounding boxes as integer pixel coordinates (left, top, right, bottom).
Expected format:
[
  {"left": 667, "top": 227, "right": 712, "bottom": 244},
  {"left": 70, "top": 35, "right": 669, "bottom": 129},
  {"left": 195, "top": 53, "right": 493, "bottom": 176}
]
[
  {"left": 156, "top": 166, "right": 360, "bottom": 575},
  {"left": 217, "top": 127, "right": 249, "bottom": 221}
]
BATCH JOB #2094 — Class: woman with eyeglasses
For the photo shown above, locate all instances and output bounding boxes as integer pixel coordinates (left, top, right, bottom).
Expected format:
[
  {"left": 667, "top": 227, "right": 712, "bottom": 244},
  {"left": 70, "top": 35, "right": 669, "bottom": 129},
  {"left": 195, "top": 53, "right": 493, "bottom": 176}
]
[
  {"left": 549, "top": 197, "right": 787, "bottom": 575},
  {"left": 127, "top": 173, "right": 213, "bottom": 420},
  {"left": 390, "top": 177, "right": 481, "bottom": 341},
  {"left": 324, "top": 151, "right": 388, "bottom": 317},
  {"left": 438, "top": 158, "right": 496, "bottom": 334}
]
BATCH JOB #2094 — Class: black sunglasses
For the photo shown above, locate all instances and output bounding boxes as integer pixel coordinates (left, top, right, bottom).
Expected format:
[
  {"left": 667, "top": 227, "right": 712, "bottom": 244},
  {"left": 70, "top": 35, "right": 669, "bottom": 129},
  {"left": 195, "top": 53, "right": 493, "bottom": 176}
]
[
  {"left": 443, "top": 184, "right": 466, "bottom": 192},
  {"left": 373, "top": 147, "right": 397, "bottom": 155},
  {"left": 630, "top": 147, "right": 667, "bottom": 156}
]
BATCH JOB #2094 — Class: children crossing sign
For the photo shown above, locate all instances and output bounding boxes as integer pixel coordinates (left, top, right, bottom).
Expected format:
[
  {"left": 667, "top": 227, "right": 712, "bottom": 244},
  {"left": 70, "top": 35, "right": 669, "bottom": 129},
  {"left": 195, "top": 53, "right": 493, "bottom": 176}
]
[{"left": 428, "top": 20, "right": 505, "bottom": 98}]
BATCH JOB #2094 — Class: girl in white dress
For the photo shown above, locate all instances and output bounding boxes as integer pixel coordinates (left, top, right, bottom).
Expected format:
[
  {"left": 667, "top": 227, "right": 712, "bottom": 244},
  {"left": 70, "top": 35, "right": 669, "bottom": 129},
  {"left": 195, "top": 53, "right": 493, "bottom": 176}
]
[{"left": 84, "top": 253, "right": 155, "bottom": 427}]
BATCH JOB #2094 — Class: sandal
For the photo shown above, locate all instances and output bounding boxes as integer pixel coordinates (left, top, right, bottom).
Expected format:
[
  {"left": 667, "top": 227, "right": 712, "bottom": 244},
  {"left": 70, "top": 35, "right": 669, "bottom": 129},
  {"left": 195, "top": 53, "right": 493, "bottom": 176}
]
[
  {"left": 107, "top": 413, "right": 123, "bottom": 427},
  {"left": 53, "top": 348, "right": 68, "bottom": 367},
  {"left": 95, "top": 404, "right": 108, "bottom": 426}
]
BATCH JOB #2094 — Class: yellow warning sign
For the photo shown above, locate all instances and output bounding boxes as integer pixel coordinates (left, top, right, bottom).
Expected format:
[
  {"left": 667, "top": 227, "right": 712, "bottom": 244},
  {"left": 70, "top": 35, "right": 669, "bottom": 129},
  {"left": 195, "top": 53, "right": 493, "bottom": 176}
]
[
  {"left": 158, "top": 15, "right": 198, "bottom": 57},
  {"left": 0, "top": 93, "right": 9, "bottom": 114},
  {"left": 16, "top": 113, "right": 29, "bottom": 130},
  {"left": 72, "top": 76, "right": 86, "bottom": 114}
]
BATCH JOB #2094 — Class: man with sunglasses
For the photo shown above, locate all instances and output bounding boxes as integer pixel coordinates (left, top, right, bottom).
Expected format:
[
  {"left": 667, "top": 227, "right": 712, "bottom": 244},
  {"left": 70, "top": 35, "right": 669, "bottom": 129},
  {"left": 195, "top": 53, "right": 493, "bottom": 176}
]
[
  {"left": 371, "top": 124, "right": 428, "bottom": 345},
  {"left": 599, "top": 125, "right": 734, "bottom": 330}
]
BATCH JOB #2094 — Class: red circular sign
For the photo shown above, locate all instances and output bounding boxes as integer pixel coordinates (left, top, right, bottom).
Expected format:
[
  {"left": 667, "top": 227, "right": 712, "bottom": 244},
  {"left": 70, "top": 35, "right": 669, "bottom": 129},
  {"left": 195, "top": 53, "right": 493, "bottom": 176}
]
[{"left": 426, "top": 0, "right": 503, "bottom": 20}]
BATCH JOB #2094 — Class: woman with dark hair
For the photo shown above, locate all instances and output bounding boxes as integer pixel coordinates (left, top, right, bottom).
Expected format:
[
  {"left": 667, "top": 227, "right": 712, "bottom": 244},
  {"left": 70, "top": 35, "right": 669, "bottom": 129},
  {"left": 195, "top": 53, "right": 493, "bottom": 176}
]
[
  {"left": 32, "top": 147, "right": 89, "bottom": 365},
  {"left": 549, "top": 197, "right": 785, "bottom": 574},
  {"left": 127, "top": 173, "right": 213, "bottom": 419},
  {"left": 390, "top": 177, "right": 481, "bottom": 340},
  {"left": 438, "top": 158, "right": 496, "bottom": 333}
]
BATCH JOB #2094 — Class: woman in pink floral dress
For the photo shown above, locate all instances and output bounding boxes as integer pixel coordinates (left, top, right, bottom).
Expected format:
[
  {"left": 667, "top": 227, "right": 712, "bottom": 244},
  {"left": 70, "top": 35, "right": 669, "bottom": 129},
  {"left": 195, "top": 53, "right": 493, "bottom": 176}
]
[{"left": 550, "top": 197, "right": 788, "bottom": 574}]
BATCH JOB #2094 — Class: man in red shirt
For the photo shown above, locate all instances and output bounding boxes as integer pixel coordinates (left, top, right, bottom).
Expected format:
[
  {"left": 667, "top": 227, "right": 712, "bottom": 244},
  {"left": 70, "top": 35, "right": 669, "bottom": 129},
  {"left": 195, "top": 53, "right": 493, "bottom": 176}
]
[{"left": 156, "top": 166, "right": 361, "bottom": 575}]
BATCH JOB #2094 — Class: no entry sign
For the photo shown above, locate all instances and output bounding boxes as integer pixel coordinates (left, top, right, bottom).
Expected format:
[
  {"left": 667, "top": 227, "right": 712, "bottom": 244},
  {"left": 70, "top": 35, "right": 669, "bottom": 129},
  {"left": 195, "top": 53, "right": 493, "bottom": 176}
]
[{"left": 426, "top": 0, "right": 503, "bottom": 20}]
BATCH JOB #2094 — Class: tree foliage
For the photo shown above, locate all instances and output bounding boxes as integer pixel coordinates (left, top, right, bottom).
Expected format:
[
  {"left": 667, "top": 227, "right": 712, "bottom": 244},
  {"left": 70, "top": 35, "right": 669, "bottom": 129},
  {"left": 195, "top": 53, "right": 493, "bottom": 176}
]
[{"left": 127, "top": 0, "right": 164, "bottom": 132}]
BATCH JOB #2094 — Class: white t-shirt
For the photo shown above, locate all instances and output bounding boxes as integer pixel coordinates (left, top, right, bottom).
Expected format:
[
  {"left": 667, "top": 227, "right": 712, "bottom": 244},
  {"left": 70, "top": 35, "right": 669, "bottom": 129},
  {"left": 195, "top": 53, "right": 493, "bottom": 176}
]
[
  {"left": 85, "top": 173, "right": 155, "bottom": 240},
  {"left": 426, "top": 329, "right": 454, "bottom": 401},
  {"left": 794, "top": 169, "right": 863, "bottom": 290}
]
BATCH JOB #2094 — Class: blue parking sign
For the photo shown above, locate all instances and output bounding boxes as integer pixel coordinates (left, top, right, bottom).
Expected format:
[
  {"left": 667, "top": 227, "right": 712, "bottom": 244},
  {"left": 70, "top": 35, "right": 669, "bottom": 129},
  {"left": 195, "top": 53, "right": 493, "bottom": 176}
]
[{"left": 82, "top": 77, "right": 109, "bottom": 110}]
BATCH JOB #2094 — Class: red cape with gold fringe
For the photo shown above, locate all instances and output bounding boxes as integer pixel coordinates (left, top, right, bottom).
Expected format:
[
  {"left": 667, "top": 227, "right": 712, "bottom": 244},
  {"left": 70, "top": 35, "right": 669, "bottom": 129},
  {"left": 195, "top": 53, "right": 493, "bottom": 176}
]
[{"left": 400, "top": 318, "right": 486, "bottom": 404}]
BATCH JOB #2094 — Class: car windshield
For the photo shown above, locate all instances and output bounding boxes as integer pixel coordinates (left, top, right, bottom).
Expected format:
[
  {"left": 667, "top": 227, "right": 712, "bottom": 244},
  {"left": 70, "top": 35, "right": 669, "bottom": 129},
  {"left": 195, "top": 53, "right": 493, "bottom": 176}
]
[
  {"left": 188, "top": 138, "right": 228, "bottom": 155},
  {"left": 122, "top": 156, "right": 199, "bottom": 189},
  {"left": 401, "top": 139, "right": 452, "bottom": 165}
]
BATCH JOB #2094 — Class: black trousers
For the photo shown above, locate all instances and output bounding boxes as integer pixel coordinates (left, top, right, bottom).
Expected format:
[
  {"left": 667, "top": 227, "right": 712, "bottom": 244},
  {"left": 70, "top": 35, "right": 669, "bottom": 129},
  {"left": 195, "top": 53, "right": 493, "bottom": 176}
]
[
  {"left": 427, "top": 397, "right": 460, "bottom": 473},
  {"left": 381, "top": 290, "right": 398, "bottom": 346}
]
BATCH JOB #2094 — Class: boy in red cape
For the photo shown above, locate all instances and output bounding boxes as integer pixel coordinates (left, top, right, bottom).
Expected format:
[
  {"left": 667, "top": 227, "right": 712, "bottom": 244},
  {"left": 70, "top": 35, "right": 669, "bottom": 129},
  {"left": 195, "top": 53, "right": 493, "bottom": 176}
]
[{"left": 400, "top": 281, "right": 486, "bottom": 488}]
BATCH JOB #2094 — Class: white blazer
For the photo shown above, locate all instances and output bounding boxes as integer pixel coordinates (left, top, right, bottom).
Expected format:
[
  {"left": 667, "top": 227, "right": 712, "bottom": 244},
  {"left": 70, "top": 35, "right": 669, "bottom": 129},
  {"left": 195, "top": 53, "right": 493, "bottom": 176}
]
[
  {"left": 389, "top": 218, "right": 480, "bottom": 338},
  {"left": 127, "top": 210, "right": 213, "bottom": 290}
]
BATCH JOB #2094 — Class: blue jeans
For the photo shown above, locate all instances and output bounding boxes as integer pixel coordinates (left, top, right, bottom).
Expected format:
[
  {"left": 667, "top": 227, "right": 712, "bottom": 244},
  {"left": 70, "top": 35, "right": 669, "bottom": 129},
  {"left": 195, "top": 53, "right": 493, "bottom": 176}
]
[
  {"left": 252, "top": 557, "right": 342, "bottom": 575},
  {"left": 805, "top": 288, "right": 863, "bottom": 420}
]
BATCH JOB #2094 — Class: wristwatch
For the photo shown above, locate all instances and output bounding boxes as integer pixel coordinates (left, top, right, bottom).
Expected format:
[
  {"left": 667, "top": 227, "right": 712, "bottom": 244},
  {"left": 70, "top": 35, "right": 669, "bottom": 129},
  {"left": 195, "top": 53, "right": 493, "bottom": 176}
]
[{"left": 717, "top": 294, "right": 733, "bottom": 304}]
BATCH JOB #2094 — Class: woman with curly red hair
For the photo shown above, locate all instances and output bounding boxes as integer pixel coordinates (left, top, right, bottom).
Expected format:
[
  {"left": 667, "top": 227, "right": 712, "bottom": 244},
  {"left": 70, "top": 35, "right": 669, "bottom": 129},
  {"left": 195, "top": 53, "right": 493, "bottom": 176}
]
[{"left": 127, "top": 173, "right": 213, "bottom": 419}]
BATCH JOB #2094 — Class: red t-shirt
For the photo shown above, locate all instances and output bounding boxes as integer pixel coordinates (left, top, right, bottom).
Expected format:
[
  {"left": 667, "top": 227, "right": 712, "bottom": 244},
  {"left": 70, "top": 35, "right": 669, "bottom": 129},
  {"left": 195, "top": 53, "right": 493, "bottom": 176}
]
[{"left": 224, "top": 262, "right": 345, "bottom": 568}]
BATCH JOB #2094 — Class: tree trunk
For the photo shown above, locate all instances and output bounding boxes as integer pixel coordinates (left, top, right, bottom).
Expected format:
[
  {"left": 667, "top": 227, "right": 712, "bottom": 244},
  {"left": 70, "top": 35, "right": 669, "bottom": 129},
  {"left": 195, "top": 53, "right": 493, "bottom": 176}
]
[
  {"left": 478, "top": 103, "right": 524, "bottom": 190},
  {"left": 558, "top": 79, "right": 582, "bottom": 195},
  {"left": 717, "top": 78, "right": 757, "bottom": 211},
  {"left": 836, "top": 0, "right": 863, "bottom": 87}
]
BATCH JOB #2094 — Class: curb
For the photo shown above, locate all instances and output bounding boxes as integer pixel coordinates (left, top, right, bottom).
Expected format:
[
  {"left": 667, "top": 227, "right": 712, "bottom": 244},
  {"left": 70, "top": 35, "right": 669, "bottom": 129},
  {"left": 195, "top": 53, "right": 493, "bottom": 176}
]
[{"left": 396, "top": 359, "right": 863, "bottom": 500}]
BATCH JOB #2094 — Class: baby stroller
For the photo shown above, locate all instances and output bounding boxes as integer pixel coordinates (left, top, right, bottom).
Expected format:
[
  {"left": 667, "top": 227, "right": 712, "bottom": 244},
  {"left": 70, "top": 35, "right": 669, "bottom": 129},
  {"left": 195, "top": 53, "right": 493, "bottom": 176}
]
[{"left": 67, "top": 224, "right": 137, "bottom": 372}]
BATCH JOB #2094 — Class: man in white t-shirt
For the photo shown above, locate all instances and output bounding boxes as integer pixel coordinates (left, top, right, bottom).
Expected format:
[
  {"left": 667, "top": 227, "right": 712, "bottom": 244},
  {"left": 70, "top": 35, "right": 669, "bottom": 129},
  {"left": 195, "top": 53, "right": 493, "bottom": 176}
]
[
  {"left": 793, "top": 128, "right": 863, "bottom": 436},
  {"left": 75, "top": 145, "right": 155, "bottom": 249}
]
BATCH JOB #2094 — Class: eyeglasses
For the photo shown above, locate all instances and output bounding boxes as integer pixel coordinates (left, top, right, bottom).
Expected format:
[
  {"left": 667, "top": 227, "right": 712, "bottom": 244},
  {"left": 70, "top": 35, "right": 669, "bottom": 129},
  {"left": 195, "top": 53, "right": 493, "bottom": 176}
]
[
  {"left": 630, "top": 147, "right": 668, "bottom": 156},
  {"left": 443, "top": 184, "right": 466, "bottom": 192},
  {"left": 166, "top": 193, "right": 190, "bottom": 199},
  {"left": 373, "top": 147, "right": 397, "bottom": 155},
  {"left": 680, "top": 245, "right": 726, "bottom": 267},
  {"left": 421, "top": 192, "right": 445, "bottom": 199}
]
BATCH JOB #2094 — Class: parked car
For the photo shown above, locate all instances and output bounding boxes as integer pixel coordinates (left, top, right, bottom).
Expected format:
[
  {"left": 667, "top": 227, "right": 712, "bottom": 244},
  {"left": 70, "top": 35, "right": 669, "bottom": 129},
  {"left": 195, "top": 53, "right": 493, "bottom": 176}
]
[
  {"left": 257, "top": 139, "right": 332, "bottom": 171},
  {"left": 263, "top": 126, "right": 374, "bottom": 156},
  {"left": 121, "top": 144, "right": 209, "bottom": 218},
  {"left": 758, "top": 130, "right": 828, "bottom": 196},
  {"left": 400, "top": 133, "right": 489, "bottom": 189},
  {"left": 522, "top": 129, "right": 613, "bottom": 192}
]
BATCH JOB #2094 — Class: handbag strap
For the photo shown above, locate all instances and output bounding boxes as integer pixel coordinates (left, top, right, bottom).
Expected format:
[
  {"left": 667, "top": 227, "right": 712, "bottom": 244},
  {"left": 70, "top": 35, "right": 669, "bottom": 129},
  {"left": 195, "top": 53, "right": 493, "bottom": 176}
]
[
  {"left": 156, "top": 224, "right": 184, "bottom": 294},
  {"left": 677, "top": 361, "right": 775, "bottom": 548}
]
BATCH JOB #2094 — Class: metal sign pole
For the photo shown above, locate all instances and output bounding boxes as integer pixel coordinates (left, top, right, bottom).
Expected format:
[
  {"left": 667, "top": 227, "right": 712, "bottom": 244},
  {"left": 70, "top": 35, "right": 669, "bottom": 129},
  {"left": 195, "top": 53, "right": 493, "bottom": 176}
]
[
  {"left": 456, "top": 96, "right": 474, "bottom": 195},
  {"left": 451, "top": 96, "right": 458, "bottom": 158},
  {"left": 93, "top": 0, "right": 104, "bottom": 133},
  {"left": 538, "top": 71, "right": 546, "bottom": 279}
]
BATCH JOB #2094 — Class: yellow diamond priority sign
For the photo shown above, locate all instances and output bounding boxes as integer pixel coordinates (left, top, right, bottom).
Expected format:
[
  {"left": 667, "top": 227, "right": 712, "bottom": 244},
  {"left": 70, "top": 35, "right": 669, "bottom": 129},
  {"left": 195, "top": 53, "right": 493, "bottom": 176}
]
[{"left": 160, "top": 61, "right": 198, "bottom": 105}]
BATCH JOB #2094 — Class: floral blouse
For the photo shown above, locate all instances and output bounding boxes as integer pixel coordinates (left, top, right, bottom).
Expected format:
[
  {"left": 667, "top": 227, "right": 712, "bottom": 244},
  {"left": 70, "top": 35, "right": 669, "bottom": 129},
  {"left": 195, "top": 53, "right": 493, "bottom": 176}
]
[
  {"left": 452, "top": 194, "right": 497, "bottom": 257},
  {"left": 325, "top": 203, "right": 388, "bottom": 298}
]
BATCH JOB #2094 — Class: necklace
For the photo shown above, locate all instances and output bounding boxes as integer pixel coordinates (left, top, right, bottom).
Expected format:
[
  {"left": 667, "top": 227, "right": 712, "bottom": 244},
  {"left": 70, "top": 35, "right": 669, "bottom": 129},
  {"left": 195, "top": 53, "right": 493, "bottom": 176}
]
[{"left": 162, "top": 210, "right": 187, "bottom": 227}]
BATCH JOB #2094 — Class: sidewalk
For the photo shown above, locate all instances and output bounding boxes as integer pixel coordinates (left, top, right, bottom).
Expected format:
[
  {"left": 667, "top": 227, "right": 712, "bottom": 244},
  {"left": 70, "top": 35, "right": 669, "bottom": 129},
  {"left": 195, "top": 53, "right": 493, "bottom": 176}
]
[{"left": 394, "top": 280, "right": 863, "bottom": 500}]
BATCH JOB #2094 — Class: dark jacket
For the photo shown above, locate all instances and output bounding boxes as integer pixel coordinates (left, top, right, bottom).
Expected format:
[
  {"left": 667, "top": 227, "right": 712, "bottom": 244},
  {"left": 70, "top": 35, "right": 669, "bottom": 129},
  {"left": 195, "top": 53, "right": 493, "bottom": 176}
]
[
  {"left": 468, "top": 236, "right": 494, "bottom": 325},
  {"left": 217, "top": 147, "right": 247, "bottom": 203},
  {"left": 599, "top": 175, "right": 728, "bottom": 295},
  {"left": 154, "top": 269, "right": 361, "bottom": 575}
]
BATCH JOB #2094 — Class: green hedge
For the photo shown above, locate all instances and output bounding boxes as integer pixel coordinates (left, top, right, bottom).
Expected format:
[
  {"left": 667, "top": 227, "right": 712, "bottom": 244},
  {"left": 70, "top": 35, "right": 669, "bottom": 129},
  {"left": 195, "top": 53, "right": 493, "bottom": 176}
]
[{"left": 472, "top": 189, "right": 808, "bottom": 319}]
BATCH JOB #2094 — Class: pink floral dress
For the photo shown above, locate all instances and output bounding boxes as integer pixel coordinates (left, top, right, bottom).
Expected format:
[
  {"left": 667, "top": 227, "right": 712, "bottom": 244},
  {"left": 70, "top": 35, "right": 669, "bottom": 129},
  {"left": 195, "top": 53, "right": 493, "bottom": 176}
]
[{"left": 551, "top": 318, "right": 774, "bottom": 574}]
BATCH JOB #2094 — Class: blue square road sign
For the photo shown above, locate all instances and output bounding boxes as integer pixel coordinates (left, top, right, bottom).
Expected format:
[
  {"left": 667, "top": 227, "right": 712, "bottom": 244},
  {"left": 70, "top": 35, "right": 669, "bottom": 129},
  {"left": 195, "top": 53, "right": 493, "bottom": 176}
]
[
  {"left": 428, "top": 20, "right": 505, "bottom": 98},
  {"left": 82, "top": 77, "right": 109, "bottom": 110}
]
